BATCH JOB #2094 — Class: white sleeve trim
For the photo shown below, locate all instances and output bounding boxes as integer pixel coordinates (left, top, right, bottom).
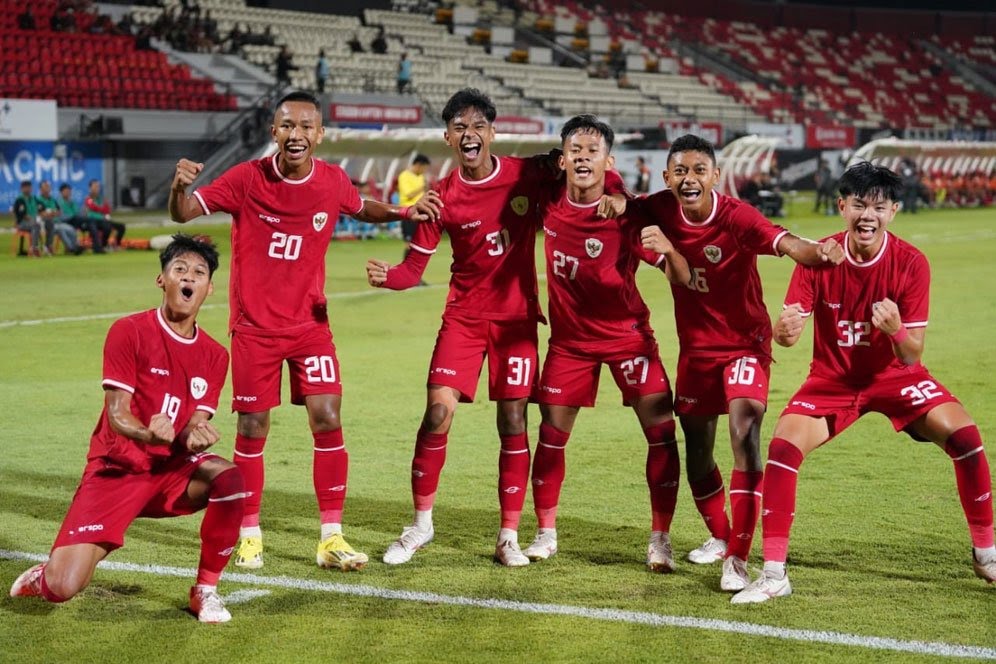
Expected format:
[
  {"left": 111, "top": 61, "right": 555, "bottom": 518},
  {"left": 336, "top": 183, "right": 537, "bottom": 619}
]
[
  {"left": 102, "top": 378, "right": 135, "bottom": 393},
  {"left": 352, "top": 198, "right": 366, "bottom": 216},
  {"left": 772, "top": 229, "right": 790, "bottom": 256},
  {"left": 196, "top": 404, "right": 217, "bottom": 415},
  {"left": 904, "top": 321, "right": 928, "bottom": 329},
  {"left": 410, "top": 243, "right": 436, "bottom": 255},
  {"left": 654, "top": 254, "right": 666, "bottom": 267},
  {"left": 192, "top": 190, "right": 211, "bottom": 216}
]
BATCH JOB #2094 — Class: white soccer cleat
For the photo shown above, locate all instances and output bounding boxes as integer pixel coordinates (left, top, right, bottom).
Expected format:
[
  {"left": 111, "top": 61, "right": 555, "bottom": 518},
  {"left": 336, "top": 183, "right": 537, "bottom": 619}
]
[
  {"left": 687, "top": 537, "right": 727, "bottom": 564},
  {"left": 383, "top": 525, "right": 434, "bottom": 565},
  {"left": 730, "top": 569, "right": 792, "bottom": 604},
  {"left": 495, "top": 537, "right": 530, "bottom": 567},
  {"left": 523, "top": 530, "right": 558, "bottom": 561},
  {"left": 9, "top": 563, "right": 45, "bottom": 598},
  {"left": 189, "top": 586, "right": 232, "bottom": 623},
  {"left": 974, "top": 551, "right": 996, "bottom": 584},
  {"left": 647, "top": 532, "right": 676, "bottom": 573},
  {"left": 720, "top": 556, "right": 750, "bottom": 592}
]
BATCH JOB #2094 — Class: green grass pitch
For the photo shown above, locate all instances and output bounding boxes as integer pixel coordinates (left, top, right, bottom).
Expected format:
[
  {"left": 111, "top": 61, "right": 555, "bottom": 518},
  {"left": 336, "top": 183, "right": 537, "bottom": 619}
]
[{"left": 1, "top": 205, "right": 994, "bottom": 662}]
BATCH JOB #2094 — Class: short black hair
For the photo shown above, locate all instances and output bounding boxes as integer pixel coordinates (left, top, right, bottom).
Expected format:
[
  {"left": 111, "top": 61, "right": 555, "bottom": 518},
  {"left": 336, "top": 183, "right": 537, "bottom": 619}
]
[
  {"left": 560, "top": 114, "right": 614, "bottom": 152},
  {"left": 412, "top": 153, "right": 430, "bottom": 165},
  {"left": 59, "top": 183, "right": 71, "bottom": 192},
  {"left": 89, "top": 179, "right": 100, "bottom": 186},
  {"left": 837, "top": 161, "right": 902, "bottom": 202},
  {"left": 159, "top": 233, "right": 220, "bottom": 277},
  {"left": 441, "top": 88, "right": 496, "bottom": 125},
  {"left": 20, "top": 180, "right": 31, "bottom": 187},
  {"left": 667, "top": 134, "right": 716, "bottom": 166},
  {"left": 275, "top": 90, "right": 321, "bottom": 113}
]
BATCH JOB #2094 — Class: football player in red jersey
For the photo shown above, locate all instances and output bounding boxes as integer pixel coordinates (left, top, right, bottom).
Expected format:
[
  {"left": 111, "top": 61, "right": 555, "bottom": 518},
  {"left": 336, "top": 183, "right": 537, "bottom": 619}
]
[
  {"left": 525, "top": 114, "right": 691, "bottom": 570},
  {"left": 168, "top": 91, "right": 440, "bottom": 572},
  {"left": 633, "top": 134, "right": 843, "bottom": 591},
  {"left": 366, "top": 90, "right": 625, "bottom": 566},
  {"left": 732, "top": 163, "right": 995, "bottom": 603},
  {"left": 10, "top": 235, "right": 242, "bottom": 623}
]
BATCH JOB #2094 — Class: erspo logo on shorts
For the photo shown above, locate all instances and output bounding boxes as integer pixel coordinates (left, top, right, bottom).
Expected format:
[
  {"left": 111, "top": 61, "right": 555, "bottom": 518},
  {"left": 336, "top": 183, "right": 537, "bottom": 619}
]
[
  {"left": 541, "top": 385, "right": 562, "bottom": 394},
  {"left": 432, "top": 367, "right": 457, "bottom": 376},
  {"left": 791, "top": 400, "right": 816, "bottom": 410},
  {"left": 235, "top": 394, "right": 258, "bottom": 402}
]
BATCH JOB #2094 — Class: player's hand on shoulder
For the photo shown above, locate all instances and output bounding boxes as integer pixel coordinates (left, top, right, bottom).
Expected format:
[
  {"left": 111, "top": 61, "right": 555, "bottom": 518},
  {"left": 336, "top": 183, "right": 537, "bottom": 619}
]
[
  {"left": 871, "top": 298, "right": 902, "bottom": 334},
  {"left": 598, "top": 194, "right": 627, "bottom": 219},
  {"left": 409, "top": 191, "right": 442, "bottom": 222},
  {"left": 641, "top": 225, "right": 673, "bottom": 255},
  {"left": 818, "top": 238, "right": 844, "bottom": 265},
  {"left": 147, "top": 413, "right": 176, "bottom": 446},
  {"left": 774, "top": 303, "right": 805, "bottom": 346},
  {"left": 366, "top": 259, "right": 391, "bottom": 287},
  {"left": 185, "top": 421, "right": 220, "bottom": 452},
  {"left": 172, "top": 158, "right": 204, "bottom": 192}
]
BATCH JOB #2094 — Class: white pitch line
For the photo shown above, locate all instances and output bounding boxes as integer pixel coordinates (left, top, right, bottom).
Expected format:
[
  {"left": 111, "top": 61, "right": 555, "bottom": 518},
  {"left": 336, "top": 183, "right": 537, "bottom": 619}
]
[
  {"left": 2, "top": 549, "right": 993, "bottom": 660},
  {"left": 0, "top": 286, "right": 443, "bottom": 329}
]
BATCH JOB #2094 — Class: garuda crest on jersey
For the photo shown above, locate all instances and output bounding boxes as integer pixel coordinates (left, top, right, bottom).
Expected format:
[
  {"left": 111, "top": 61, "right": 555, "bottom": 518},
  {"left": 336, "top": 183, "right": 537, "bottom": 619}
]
[
  {"left": 510, "top": 195, "right": 529, "bottom": 216},
  {"left": 703, "top": 244, "right": 722, "bottom": 264},
  {"left": 585, "top": 237, "right": 603, "bottom": 258},
  {"left": 313, "top": 211, "right": 329, "bottom": 232},
  {"left": 190, "top": 376, "right": 208, "bottom": 400}
]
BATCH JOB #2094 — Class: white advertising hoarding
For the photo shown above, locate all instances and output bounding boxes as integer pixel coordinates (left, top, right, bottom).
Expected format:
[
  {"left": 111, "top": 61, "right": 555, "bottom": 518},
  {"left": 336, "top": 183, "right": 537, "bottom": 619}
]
[{"left": 0, "top": 99, "right": 58, "bottom": 142}]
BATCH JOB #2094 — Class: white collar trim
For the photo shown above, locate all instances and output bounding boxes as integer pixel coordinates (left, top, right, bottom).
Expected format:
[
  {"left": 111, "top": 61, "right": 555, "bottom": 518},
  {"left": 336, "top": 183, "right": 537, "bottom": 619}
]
[{"left": 157, "top": 307, "right": 198, "bottom": 345}]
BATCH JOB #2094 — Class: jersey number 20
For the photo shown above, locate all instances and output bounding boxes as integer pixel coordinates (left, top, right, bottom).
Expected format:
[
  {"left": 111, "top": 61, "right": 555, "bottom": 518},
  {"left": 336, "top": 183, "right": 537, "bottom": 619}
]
[{"left": 268, "top": 232, "right": 302, "bottom": 261}]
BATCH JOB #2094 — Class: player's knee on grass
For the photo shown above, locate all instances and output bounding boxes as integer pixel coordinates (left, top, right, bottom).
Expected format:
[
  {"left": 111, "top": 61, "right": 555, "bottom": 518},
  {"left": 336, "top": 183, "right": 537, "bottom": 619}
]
[
  {"left": 237, "top": 410, "right": 270, "bottom": 438},
  {"left": 44, "top": 552, "right": 99, "bottom": 600}
]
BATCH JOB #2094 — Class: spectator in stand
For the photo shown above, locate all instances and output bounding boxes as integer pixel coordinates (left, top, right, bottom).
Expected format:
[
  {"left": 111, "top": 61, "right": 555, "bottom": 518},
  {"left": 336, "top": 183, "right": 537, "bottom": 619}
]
[
  {"left": 316, "top": 49, "right": 330, "bottom": 94},
  {"left": 371, "top": 28, "right": 388, "bottom": 54},
  {"left": 84, "top": 179, "right": 126, "bottom": 249},
  {"left": 900, "top": 157, "right": 919, "bottom": 214},
  {"left": 348, "top": 34, "right": 364, "bottom": 53},
  {"left": 57, "top": 183, "right": 106, "bottom": 253},
  {"left": 37, "top": 181, "right": 84, "bottom": 255},
  {"left": 17, "top": 6, "right": 36, "bottom": 30},
  {"left": 634, "top": 156, "right": 651, "bottom": 194},
  {"left": 275, "top": 46, "right": 297, "bottom": 86},
  {"left": 13, "top": 180, "right": 42, "bottom": 257},
  {"left": 397, "top": 52, "right": 413, "bottom": 94},
  {"left": 226, "top": 23, "right": 244, "bottom": 54}
]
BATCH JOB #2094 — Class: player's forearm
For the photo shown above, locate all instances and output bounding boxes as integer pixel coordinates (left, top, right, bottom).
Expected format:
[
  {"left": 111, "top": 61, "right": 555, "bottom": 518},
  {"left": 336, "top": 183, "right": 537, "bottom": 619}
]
[
  {"left": 384, "top": 250, "right": 431, "bottom": 290},
  {"left": 353, "top": 199, "right": 406, "bottom": 224},
  {"left": 107, "top": 409, "right": 170, "bottom": 446},
  {"left": 168, "top": 190, "right": 201, "bottom": 223},
  {"left": 890, "top": 327, "right": 924, "bottom": 366},
  {"left": 780, "top": 236, "right": 824, "bottom": 266},
  {"left": 662, "top": 250, "right": 691, "bottom": 286}
]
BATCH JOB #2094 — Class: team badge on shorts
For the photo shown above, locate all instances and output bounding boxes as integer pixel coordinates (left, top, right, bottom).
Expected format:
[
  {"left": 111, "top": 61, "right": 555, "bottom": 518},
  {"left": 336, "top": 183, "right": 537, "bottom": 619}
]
[
  {"left": 585, "top": 238, "right": 603, "bottom": 258},
  {"left": 313, "top": 212, "right": 329, "bottom": 232},
  {"left": 704, "top": 245, "right": 722, "bottom": 264},
  {"left": 190, "top": 376, "right": 208, "bottom": 399},
  {"left": 510, "top": 196, "right": 529, "bottom": 216}
]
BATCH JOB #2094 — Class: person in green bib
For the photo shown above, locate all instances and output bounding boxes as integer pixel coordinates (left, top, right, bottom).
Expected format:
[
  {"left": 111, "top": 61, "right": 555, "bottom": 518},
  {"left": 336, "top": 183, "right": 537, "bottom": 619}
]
[
  {"left": 57, "top": 183, "right": 106, "bottom": 253},
  {"left": 37, "top": 180, "right": 83, "bottom": 255},
  {"left": 12, "top": 180, "right": 42, "bottom": 256}
]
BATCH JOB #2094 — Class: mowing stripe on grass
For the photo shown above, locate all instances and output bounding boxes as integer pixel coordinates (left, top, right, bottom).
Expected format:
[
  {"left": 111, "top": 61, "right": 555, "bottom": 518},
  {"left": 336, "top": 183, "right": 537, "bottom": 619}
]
[
  {"left": 2, "top": 549, "right": 993, "bottom": 660},
  {"left": 0, "top": 287, "right": 443, "bottom": 329}
]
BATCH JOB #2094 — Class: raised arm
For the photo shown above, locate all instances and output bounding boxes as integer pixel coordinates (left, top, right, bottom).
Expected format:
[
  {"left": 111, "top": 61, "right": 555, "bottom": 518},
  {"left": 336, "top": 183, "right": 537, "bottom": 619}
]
[
  {"left": 104, "top": 388, "right": 175, "bottom": 446},
  {"left": 353, "top": 191, "right": 442, "bottom": 224},
  {"left": 777, "top": 233, "right": 844, "bottom": 266},
  {"left": 640, "top": 225, "right": 691, "bottom": 286},
  {"left": 772, "top": 304, "right": 807, "bottom": 347},
  {"left": 169, "top": 158, "right": 207, "bottom": 223},
  {"left": 871, "top": 298, "right": 925, "bottom": 366}
]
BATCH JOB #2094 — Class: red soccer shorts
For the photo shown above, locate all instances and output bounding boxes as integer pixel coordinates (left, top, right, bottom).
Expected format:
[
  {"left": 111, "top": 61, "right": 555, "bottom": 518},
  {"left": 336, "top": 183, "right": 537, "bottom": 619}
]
[
  {"left": 53, "top": 453, "right": 220, "bottom": 552},
  {"left": 427, "top": 315, "right": 538, "bottom": 402},
  {"left": 780, "top": 368, "right": 961, "bottom": 439},
  {"left": 536, "top": 341, "right": 672, "bottom": 408},
  {"left": 674, "top": 353, "right": 771, "bottom": 417},
  {"left": 231, "top": 323, "right": 342, "bottom": 412}
]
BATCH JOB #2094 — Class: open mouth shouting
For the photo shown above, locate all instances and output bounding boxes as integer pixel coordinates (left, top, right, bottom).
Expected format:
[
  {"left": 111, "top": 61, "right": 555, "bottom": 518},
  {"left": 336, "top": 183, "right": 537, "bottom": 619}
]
[
  {"left": 180, "top": 285, "right": 195, "bottom": 302},
  {"left": 285, "top": 143, "right": 308, "bottom": 159},
  {"left": 854, "top": 222, "right": 877, "bottom": 242},
  {"left": 678, "top": 184, "right": 702, "bottom": 203},
  {"left": 461, "top": 141, "right": 482, "bottom": 161}
]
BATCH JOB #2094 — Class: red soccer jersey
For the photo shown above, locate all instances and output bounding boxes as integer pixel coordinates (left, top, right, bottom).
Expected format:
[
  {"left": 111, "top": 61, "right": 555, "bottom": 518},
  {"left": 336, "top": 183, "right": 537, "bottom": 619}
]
[
  {"left": 193, "top": 155, "right": 363, "bottom": 332},
  {"left": 785, "top": 230, "right": 930, "bottom": 385},
  {"left": 406, "top": 155, "right": 548, "bottom": 321},
  {"left": 541, "top": 190, "right": 664, "bottom": 353},
  {"left": 633, "top": 190, "right": 788, "bottom": 357},
  {"left": 92, "top": 308, "right": 229, "bottom": 473}
]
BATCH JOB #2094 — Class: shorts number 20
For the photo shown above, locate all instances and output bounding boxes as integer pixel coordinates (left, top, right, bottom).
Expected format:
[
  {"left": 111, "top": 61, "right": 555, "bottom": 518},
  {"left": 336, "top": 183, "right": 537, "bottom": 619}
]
[{"left": 304, "top": 355, "right": 337, "bottom": 383}]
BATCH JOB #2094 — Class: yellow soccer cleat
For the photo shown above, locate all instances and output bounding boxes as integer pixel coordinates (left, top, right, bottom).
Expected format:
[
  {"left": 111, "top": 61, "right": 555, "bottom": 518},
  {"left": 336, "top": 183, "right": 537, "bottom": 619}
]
[
  {"left": 233, "top": 536, "right": 264, "bottom": 569},
  {"left": 316, "top": 533, "right": 369, "bottom": 571}
]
